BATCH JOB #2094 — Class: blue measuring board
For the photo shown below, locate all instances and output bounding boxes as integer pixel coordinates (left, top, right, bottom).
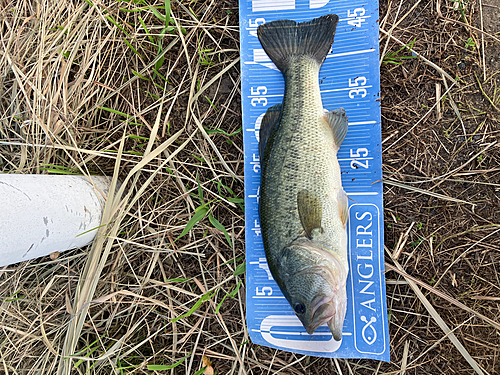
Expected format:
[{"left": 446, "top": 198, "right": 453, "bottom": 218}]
[{"left": 240, "top": 0, "right": 390, "bottom": 360}]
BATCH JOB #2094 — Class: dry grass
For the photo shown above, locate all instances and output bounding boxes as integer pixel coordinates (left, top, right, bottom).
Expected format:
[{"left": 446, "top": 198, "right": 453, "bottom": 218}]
[{"left": 0, "top": 0, "right": 499, "bottom": 374}]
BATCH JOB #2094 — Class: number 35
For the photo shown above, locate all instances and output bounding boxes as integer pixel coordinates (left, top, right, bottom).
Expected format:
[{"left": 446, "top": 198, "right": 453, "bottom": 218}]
[{"left": 349, "top": 88, "right": 367, "bottom": 99}]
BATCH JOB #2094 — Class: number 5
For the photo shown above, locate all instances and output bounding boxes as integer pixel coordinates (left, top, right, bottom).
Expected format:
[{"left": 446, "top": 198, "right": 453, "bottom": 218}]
[
  {"left": 350, "top": 148, "right": 369, "bottom": 158},
  {"left": 349, "top": 77, "right": 367, "bottom": 87},
  {"left": 256, "top": 287, "right": 273, "bottom": 296},
  {"left": 348, "top": 8, "right": 366, "bottom": 17}
]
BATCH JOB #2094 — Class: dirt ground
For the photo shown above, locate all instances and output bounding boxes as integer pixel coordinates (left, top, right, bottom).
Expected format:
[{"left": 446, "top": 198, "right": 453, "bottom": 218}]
[
  {"left": 483, "top": 1, "right": 500, "bottom": 71},
  {"left": 380, "top": 0, "right": 500, "bottom": 373},
  {"left": 0, "top": 0, "right": 500, "bottom": 374}
]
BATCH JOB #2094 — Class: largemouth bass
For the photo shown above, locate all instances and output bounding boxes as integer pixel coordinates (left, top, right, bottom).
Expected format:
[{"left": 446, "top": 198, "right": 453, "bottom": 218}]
[{"left": 258, "top": 14, "right": 348, "bottom": 341}]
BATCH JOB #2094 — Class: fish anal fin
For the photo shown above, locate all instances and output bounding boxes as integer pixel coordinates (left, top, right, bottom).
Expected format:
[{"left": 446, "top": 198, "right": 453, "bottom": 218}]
[
  {"left": 297, "top": 189, "right": 323, "bottom": 239},
  {"left": 338, "top": 189, "right": 349, "bottom": 228},
  {"left": 259, "top": 104, "right": 282, "bottom": 159},
  {"left": 323, "top": 108, "right": 348, "bottom": 149}
]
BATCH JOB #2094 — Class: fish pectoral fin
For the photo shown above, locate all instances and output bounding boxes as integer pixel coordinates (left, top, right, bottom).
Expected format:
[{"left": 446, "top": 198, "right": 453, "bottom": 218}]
[
  {"left": 259, "top": 103, "right": 282, "bottom": 159},
  {"left": 338, "top": 189, "right": 349, "bottom": 228},
  {"left": 323, "top": 108, "right": 348, "bottom": 149},
  {"left": 297, "top": 189, "right": 323, "bottom": 239}
]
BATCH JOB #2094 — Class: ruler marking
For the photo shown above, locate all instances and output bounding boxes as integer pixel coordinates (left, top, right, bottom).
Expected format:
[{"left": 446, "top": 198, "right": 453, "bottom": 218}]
[{"left": 241, "top": 0, "right": 389, "bottom": 360}]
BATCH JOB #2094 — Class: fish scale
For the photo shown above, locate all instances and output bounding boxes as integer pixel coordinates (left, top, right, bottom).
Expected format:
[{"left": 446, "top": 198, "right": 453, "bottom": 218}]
[
  {"left": 262, "top": 55, "right": 346, "bottom": 264},
  {"left": 258, "top": 15, "right": 349, "bottom": 339}
]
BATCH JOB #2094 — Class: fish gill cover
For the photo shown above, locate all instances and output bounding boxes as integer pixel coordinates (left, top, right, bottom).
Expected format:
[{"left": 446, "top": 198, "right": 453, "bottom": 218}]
[{"left": 239, "top": 0, "right": 390, "bottom": 360}]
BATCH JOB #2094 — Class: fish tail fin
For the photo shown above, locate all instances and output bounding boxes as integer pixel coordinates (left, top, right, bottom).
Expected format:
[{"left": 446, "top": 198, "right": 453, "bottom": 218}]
[{"left": 257, "top": 14, "right": 339, "bottom": 73}]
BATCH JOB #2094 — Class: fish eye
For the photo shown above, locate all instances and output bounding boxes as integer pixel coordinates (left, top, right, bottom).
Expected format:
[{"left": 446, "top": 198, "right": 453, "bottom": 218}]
[{"left": 294, "top": 303, "right": 305, "bottom": 314}]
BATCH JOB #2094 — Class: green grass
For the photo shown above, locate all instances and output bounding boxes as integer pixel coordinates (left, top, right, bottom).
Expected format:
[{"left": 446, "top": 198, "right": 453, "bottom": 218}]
[{"left": 383, "top": 38, "right": 417, "bottom": 65}]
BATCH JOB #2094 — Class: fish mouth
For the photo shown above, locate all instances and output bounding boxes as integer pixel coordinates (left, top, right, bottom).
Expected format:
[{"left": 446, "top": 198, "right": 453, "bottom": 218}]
[
  {"left": 304, "top": 290, "right": 347, "bottom": 341},
  {"left": 328, "top": 286, "right": 347, "bottom": 341},
  {"left": 288, "top": 238, "right": 348, "bottom": 338},
  {"left": 304, "top": 296, "right": 336, "bottom": 335},
  {"left": 298, "top": 264, "right": 347, "bottom": 338}
]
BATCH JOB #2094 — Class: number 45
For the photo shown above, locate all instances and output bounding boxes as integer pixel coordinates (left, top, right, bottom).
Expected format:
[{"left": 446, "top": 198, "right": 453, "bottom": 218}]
[{"left": 347, "top": 8, "right": 366, "bottom": 28}]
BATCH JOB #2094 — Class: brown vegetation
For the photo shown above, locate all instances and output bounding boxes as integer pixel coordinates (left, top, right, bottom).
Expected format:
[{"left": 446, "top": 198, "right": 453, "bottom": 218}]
[{"left": 0, "top": 0, "right": 499, "bottom": 373}]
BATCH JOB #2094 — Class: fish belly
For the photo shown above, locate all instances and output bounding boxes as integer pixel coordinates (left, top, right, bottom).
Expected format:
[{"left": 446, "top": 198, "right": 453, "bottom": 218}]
[{"left": 261, "top": 56, "right": 348, "bottom": 275}]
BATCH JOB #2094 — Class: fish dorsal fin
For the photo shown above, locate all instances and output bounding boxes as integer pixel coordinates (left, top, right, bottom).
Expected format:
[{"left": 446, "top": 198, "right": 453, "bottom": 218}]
[
  {"left": 259, "top": 103, "right": 282, "bottom": 159},
  {"left": 297, "top": 189, "right": 323, "bottom": 239},
  {"left": 323, "top": 108, "right": 348, "bottom": 149},
  {"left": 338, "top": 189, "right": 349, "bottom": 228}
]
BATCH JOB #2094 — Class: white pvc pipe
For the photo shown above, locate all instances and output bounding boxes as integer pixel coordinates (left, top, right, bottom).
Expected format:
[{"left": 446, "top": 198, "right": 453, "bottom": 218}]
[{"left": 0, "top": 174, "right": 112, "bottom": 267}]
